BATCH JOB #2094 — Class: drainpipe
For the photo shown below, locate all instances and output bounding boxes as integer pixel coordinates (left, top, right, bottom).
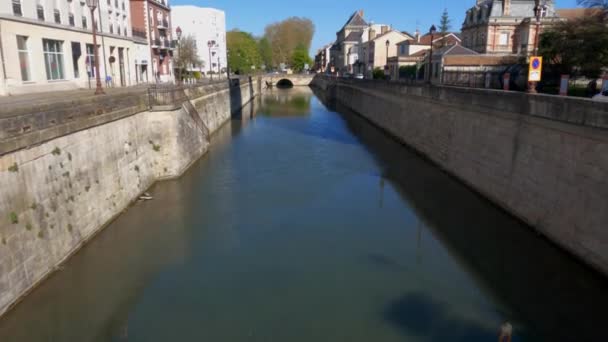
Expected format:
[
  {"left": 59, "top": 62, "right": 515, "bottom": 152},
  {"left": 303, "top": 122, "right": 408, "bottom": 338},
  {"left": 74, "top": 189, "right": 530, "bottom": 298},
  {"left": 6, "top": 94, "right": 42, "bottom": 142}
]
[{"left": 0, "top": 21, "right": 7, "bottom": 90}]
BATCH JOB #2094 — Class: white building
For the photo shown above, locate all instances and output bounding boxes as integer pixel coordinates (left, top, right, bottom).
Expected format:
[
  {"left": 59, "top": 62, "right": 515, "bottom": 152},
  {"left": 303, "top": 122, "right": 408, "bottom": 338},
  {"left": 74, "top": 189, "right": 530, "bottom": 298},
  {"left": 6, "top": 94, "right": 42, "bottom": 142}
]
[
  {"left": 170, "top": 6, "right": 226, "bottom": 76},
  {"left": 0, "top": 0, "right": 147, "bottom": 96}
]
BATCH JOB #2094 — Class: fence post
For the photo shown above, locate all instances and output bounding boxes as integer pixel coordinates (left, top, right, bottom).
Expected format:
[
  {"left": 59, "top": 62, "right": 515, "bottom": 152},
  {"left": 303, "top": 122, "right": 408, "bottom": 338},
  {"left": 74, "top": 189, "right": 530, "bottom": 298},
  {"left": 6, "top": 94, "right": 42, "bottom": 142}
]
[
  {"left": 503, "top": 73, "right": 510, "bottom": 91},
  {"left": 559, "top": 75, "right": 569, "bottom": 96}
]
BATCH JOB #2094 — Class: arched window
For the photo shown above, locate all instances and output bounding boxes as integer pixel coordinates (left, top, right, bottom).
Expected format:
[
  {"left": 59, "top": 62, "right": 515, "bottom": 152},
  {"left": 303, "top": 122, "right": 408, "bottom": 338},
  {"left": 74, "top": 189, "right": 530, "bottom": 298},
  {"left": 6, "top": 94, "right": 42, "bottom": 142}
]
[{"left": 37, "top": 4, "right": 45, "bottom": 20}]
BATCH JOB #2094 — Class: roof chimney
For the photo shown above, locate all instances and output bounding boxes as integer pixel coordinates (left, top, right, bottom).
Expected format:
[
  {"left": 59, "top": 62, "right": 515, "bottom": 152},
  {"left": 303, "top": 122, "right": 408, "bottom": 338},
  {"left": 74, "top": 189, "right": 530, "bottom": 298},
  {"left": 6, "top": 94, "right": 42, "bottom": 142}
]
[
  {"left": 381, "top": 25, "right": 389, "bottom": 34},
  {"left": 358, "top": 10, "right": 364, "bottom": 18},
  {"left": 415, "top": 28, "right": 420, "bottom": 42},
  {"left": 504, "top": 0, "right": 511, "bottom": 16},
  {"left": 369, "top": 28, "right": 376, "bottom": 41}
]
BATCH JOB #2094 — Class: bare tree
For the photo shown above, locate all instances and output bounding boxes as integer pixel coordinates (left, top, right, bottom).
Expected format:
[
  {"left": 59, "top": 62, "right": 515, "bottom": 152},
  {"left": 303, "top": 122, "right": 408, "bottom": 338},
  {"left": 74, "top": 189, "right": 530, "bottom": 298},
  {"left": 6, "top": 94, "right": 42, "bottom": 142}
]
[{"left": 175, "top": 34, "right": 202, "bottom": 81}]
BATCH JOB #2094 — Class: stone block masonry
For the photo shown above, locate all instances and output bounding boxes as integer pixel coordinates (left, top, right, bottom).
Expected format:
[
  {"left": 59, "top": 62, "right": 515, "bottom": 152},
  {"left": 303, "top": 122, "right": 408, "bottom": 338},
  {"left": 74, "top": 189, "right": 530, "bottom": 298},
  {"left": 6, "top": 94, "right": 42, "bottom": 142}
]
[
  {"left": 313, "top": 76, "right": 608, "bottom": 276},
  {"left": 0, "top": 79, "right": 257, "bottom": 316}
]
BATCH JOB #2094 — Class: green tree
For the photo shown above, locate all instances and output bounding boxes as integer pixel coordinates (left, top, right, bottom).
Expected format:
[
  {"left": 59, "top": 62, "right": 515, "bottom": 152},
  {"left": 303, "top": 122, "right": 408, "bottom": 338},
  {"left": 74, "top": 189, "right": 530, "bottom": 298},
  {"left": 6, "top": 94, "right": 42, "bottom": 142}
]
[
  {"left": 539, "top": 9, "right": 608, "bottom": 78},
  {"left": 258, "top": 37, "right": 273, "bottom": 70},
  {"left": 291, "top": 44, "right": 312, "bottom": 72},
  {"left": 439, "top": 8, "right": 451, "bottom": 34},
  {"left": 227, "top": 30, "right": 262, "bottom": 74},
  {"left": 263, "top": 17, "right": 315, "bottom": 67},
  {"left": 373, "top": 67, "right": 386, "bottom": 80}
]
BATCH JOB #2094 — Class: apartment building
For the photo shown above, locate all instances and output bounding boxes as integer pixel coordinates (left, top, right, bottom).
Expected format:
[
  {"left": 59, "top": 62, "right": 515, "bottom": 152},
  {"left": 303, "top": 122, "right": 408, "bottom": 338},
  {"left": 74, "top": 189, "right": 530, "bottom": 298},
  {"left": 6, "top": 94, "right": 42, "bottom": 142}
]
[
  {"left": 0, "top": 0, "right": 140, "bottom": 95},
  {"left": 170, "top": 6, "right": 226, "bottom": 75},
  {"left": 130, "top": 0, "right": 173, "bottom": 83}
]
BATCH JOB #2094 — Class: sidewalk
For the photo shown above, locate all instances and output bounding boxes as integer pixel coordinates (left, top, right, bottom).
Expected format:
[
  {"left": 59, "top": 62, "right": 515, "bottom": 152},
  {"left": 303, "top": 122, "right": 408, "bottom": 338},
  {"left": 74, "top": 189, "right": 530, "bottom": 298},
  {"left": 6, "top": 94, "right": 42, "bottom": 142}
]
[{"left": 0, "top": 85, "right": 149, "bottom": 118}]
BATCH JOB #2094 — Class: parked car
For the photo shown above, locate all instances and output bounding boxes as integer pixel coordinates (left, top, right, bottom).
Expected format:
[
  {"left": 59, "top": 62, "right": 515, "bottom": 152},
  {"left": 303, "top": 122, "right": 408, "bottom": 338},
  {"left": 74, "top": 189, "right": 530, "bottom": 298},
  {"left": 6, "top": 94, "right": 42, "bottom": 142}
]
[
  {"left": 355, "top": 73, "right": 364, "bottom": 79},
  {"left": 592, "top": 90, "right": 608, "bottom": 102}
]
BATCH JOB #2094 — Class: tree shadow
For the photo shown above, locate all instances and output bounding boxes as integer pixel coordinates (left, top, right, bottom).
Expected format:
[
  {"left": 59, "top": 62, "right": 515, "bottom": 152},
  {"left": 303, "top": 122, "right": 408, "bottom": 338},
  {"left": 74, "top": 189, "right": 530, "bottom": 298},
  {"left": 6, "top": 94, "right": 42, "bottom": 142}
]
[{"left": 383, "top": 293, "right": 497, "bottom": 342}]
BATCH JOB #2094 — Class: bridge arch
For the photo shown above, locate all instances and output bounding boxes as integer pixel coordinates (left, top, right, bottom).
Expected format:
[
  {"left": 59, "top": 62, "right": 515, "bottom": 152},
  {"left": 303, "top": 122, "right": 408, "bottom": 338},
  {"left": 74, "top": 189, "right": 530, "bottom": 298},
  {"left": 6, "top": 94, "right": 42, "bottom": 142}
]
[{"left": 276, "top": 79, "right": 294, "bottom": 88}]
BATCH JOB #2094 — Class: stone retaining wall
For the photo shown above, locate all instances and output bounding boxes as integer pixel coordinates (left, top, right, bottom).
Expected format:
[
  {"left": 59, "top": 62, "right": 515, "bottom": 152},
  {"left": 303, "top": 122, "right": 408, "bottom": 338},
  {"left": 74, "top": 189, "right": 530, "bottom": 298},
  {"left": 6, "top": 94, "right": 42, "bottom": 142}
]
[
  {"left": 0, "top": 79, "right": 256, "bottom": 316},
  {"left": 313, "top": 76, "right": 608, "bottom": 276}
]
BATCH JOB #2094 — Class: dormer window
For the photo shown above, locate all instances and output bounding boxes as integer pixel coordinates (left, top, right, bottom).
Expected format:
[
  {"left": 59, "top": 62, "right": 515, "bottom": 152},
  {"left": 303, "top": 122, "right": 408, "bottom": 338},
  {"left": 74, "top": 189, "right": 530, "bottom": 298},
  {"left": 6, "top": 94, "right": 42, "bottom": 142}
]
[
  {"left": 37, "top": 4, "right": 45, "bottom": 20},
  {"left": 12, "top": 0, "right": 22, "bottom": 16},
  {"left": 54, "top": 9, "right": 61, "bottom": 24}
]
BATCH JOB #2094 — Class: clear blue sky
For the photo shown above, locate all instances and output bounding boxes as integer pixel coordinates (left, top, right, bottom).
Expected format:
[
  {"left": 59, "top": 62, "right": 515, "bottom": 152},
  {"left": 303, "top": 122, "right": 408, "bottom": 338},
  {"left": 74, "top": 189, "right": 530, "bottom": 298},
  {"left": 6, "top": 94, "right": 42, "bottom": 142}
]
[{"left": 172, "top": 0, "right": 581, "bottom": 53}]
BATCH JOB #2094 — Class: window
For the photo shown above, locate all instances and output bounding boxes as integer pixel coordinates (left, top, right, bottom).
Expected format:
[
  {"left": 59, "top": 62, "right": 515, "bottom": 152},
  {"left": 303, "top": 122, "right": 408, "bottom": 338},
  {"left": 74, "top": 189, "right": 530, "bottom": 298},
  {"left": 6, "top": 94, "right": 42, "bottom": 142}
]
[
  {"left": 115, "top": 0, "right": 118, "bottom": 8},
  {"left": 54, "top": 9, "right": 61, "bottom": 24},
  {"left": 12, "top": 0, "right": 22, "bottom": 16},
  {"left": 37, "top": 5, "right": 45, "bottom": 20},
  {"left": 69, "top": 13, "right": 75, "bottom": 26},
  {"left": 109, "top": 23, "right": 114, "bottom": 34},
  {"left": 43, "top": 39, "right": 65, "bottom": 80},
  {"left": 17, "top": 36, "right": 31, "bottom": 81},
  {"left": 499, "top": 32, "right": 509, "bottom": 46},
  {"left": 122, "top": 1, "right": 125, "bottom": 10},
  {"left": 117, "top": 26, "right": 121, "bottom": 35},
  {"left": 82, "top": 16, "right": 87, "bottom": 29},
  {"left": 86, "top": 44, "right": 97, "bottom": 77},
  {"left": 71, "top": 42, "right": 81, "bottom": 78}
]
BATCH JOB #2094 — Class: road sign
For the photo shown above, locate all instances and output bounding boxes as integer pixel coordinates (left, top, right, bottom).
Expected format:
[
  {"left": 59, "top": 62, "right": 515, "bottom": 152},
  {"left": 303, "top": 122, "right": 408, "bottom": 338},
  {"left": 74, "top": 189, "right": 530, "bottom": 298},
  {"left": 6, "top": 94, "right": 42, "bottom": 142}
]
[{"left": 528, "top": 56, "right": 543, "bottom": 82}]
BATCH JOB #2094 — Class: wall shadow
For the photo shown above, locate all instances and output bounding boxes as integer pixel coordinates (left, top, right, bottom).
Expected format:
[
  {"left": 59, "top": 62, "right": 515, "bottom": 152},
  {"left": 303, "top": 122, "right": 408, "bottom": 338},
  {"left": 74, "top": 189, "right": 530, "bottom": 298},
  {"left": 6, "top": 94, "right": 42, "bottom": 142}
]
[
  {"left": 314, "top": 88, "right": 608, "bottom": 342},
  {"left": 383, "top": 293, "right": 497, "bottom": 341}
]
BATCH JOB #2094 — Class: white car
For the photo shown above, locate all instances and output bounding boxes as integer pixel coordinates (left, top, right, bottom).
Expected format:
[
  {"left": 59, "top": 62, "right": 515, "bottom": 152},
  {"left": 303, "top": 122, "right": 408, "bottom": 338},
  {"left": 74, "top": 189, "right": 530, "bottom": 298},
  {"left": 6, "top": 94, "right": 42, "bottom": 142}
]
[{"left": 592, "top": 90, "right": 608, "bottom": 102}]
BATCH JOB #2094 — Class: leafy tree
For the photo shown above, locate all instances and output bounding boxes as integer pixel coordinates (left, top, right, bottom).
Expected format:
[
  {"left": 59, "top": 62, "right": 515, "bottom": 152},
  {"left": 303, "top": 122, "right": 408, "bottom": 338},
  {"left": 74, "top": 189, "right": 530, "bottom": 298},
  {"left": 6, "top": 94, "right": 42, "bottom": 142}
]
[
  {"left": 264, "top": 17, "right": 315, "bottom": 67},
  {"left": 399, "top": 65, "right": 417, "bottom": 79},
  {"left": 439, "top": 8, "right": 451, "bottom": 34},
  {"left": 373, "top": 67, "right": 386, "bottom": 80},
  {"left": 175, "top": 34, "right": 202, "bottom": 81},
  {"left": 291, "top": 44, "right": 312, "bottom": 72},
  {"left": 577, "top": 0, "right": 608, "bottom": 18},
  {"left": 539, "top": 7, "right": 608, "bottom": 78},
  {"left": 258, "top": 37, "right": 273, "bottom": 70},
  {"left": 227, "top": 30, "right": 262, "bottom": 74}
]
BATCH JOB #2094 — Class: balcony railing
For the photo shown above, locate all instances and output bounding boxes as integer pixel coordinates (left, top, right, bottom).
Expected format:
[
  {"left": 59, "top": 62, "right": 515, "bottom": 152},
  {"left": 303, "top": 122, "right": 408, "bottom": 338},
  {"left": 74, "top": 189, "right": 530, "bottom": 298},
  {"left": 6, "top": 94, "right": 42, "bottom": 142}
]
[
  {"left": 157, "top": 20, "right": 169, "bottom": 29},
  {"left": 132, "top": 29, "right": 147, "bottom": 39},
  {"left": 152, "top": 38, "right": 161, "bottom": 47}
]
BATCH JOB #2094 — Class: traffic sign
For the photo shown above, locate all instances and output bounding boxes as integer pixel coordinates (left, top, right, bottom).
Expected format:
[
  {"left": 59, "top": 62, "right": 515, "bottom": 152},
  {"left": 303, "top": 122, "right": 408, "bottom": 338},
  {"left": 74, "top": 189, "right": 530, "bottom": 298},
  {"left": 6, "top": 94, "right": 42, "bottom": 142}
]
[{"left": 528, "top": 56, "right": 543, "bottom": 82}]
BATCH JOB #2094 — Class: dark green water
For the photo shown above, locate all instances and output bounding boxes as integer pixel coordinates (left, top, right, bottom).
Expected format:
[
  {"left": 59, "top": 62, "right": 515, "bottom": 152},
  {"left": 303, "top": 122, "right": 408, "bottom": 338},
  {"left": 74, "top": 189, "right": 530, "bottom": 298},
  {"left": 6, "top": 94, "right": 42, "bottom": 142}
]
[{"left": 0, "top": 88, "right": 606, "bottom": 342}]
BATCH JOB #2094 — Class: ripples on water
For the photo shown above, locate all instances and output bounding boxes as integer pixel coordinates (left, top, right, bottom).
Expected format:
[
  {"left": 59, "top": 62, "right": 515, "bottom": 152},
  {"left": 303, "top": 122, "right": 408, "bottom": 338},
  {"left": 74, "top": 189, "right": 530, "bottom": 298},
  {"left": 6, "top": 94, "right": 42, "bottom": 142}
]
[{"left": 0, "top": 87, "right": 606, "bottom": 342}]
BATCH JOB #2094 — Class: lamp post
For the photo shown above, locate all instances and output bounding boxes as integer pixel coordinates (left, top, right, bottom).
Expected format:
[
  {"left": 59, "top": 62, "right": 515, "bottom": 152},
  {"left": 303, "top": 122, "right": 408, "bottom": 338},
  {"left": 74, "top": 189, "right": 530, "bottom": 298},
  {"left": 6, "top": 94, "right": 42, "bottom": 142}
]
[
  {"left": 527, "top": 0, "right": 547, "bottom": 93},
  {"left": 385, "top": 39, "right": 390, "bottom": 79},
  {"left": 86, "top": 0, "right": 104, "bottom": 95},
  {"left": 207, "top": 40, "right": 216, "bottom": 80},
  {"left": 427, "top": 25, "right": 437, "bottom": 84},
  {"left": 175, "top": 26, "right": 182, "bottom": 84}
]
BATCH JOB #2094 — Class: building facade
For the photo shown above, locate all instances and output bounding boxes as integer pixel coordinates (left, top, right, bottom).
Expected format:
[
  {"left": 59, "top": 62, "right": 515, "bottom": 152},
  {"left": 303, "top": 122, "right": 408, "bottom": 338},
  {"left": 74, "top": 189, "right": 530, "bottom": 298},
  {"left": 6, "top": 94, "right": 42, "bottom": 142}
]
[
  {"left": 361, "top": 29, "right": 413, "bottom": 78},
  {"left": 314, "top": 43, "right": 332, "bottom": 73},
  {"left": 0, "top": 0, "right": 141, "bottom": 95},
  {"left": 330, "top": 10, "right": 368, "bottom": 73},
  {"left": 461, "top": 0, "right": 560, "bottom": 56},
  {"left": 388, "top": 32, "right": 462, "bottom": 80},
  {"left": 170, "top": 6, "right": 226, "bottom": 76},
  {"left": 130, "top": 0, "right": 173, "bottom": 83}
]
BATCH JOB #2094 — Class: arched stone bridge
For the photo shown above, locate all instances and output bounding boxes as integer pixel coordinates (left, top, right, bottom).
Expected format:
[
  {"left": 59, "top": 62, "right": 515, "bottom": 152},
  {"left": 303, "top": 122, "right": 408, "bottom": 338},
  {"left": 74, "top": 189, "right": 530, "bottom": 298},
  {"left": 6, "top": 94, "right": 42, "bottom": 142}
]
[{"left": 261, "top": 74, "right": 314, "bottom": 87}]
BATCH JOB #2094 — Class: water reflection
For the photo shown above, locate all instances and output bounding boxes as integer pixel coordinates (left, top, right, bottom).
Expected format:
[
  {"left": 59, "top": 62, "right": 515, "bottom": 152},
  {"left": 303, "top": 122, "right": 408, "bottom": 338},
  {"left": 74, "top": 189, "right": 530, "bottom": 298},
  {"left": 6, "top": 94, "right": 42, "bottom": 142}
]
[
  {"left": 317, "top": 89, "right": 608, "bottom": 342},
  {"left": 0, "top": 88, "right": 606, "bottom": 342}
]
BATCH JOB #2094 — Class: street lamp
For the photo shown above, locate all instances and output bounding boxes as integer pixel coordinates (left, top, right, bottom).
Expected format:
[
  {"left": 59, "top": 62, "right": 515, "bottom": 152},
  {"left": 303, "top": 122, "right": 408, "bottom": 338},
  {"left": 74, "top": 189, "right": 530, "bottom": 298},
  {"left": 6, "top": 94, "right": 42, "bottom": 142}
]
[
  {"left": 207, "top": 40, "right": 216, "bottom": 80},
  {"left": 176, "top": 26, "right": 182, "bottom": 84},
  {"left": 527, "top": 0, "right": 547, "bottom": 93},
  {"left": 428, "top": 25, "right": 437, "bottom": 84},
  {"left": 86, "top": 0, "right": 104, "bottom": 95},
  {"left": 385, "top": 39, "right": 390, "bottom": 79}
]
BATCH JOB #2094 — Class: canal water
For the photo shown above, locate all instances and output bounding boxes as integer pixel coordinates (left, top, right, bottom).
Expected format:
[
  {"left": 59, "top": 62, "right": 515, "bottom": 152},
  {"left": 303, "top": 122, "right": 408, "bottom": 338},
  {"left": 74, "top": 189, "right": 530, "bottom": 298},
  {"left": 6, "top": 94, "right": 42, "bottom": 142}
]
[{"left": 0, "top": 88, "right": 606, "bottom": 342}]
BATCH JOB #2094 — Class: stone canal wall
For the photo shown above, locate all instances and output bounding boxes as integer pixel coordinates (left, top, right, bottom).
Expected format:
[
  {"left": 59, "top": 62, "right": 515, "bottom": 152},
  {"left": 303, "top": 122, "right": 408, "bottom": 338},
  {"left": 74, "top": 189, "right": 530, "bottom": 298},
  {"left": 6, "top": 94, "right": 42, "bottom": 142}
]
[
  {"left": 313, "top": 76, "right": 608, "bottom": 275},
  {"left": 0, "top": 79, "right": 256, "bottom": 316}
]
